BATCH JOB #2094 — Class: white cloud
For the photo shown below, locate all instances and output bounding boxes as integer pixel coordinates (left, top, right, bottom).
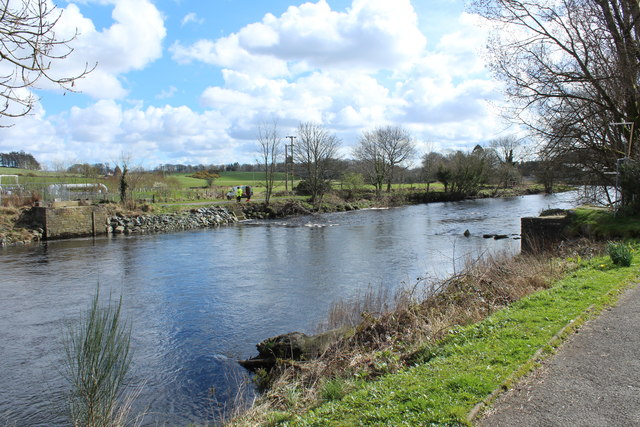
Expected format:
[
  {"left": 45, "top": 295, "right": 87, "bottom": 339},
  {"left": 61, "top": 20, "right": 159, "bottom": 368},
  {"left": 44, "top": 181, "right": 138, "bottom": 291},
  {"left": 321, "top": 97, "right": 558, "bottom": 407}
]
[
  {"left": 170, "top": 0, "right": 426, "bottom": 75},
  {"left": 156, "top": 86, "right": 178, "bottom": 99},
  {"left": 12, "top": 100, "right": 241, "bottom": 167},
  {"left": 199, "top": 68, "right": 397, "bottom": 133},
  {"left": 45, "top": 0, "right": 166, "bottom": 99},
  {"left": 68, "top": 99, "right": 123, "bottom": 143},
  {"left": 171, "top": 35, "right": 290, "bottom": 78},
  {"left": 181, "top": 12, "right": 204, "bottom": 26}
]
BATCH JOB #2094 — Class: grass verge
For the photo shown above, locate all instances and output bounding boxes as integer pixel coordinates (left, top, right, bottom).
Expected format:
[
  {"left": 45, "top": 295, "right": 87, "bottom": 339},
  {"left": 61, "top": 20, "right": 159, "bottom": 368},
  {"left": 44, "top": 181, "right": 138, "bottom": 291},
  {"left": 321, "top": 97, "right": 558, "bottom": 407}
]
[{"left": 289, "top": 252, "right": 638, "bottom": 426}]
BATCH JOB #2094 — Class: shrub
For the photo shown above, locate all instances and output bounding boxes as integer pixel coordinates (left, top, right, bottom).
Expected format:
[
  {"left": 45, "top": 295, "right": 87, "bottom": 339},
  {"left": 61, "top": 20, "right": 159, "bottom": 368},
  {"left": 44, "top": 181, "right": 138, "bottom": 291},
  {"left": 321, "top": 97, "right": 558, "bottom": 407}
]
[
  {"left": 63, "top": 289, "right": 139, "bottom": 427},
  {"left": 607, "top": 242, "right": 633, "bottom": 267}
]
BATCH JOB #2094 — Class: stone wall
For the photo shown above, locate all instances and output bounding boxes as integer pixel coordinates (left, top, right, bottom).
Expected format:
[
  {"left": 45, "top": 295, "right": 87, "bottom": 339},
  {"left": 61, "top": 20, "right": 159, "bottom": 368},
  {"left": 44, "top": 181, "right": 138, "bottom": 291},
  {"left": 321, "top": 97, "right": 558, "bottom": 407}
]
[
  {"left": 32, "top": 205, "right": 238, "bottom": 240},
  {"left": 33, "top": 205, "right": 110, "bottom": 240},
  {"left": 521, "top": 215, "right": 571, "bottom": 252}
]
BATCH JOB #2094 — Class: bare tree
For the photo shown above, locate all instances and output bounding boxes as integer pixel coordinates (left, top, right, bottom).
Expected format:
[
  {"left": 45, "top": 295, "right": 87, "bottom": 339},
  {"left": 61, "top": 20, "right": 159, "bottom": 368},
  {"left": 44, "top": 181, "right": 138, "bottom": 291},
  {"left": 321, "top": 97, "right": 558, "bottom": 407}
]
[
  {"left": 421, "top": 151, "right": 446, "bottom": 192},
  {"left": 472, "top": 0, "right": 640, "bottom": 206},
  {"left": 257, "top": 120, "right": 282, "bottom": 206},
  {"left": 353, "top": 131, "right": 386, "bottom": 196},
  {"left": 0, "top": 0, "right": 93, "bottom": 119},
  {"left": 487, "top": 136, "right": 524, "bottom": 190},
  {"left": 353, "top": 125, "right": 416, "bottom": 194},
  {"left": 489, "top": 135, "right": 526, "bottom": 165},
  {"left": 294, "top": 122, "right": 341, "bottom": 203}
]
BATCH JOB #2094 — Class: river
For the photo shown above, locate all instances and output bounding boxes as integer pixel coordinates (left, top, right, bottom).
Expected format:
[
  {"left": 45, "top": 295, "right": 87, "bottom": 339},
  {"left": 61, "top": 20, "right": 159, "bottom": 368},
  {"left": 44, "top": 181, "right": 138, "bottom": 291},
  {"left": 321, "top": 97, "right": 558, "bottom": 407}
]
[{"left": 0, "top": 192, "right": 578, "bottom": 426}]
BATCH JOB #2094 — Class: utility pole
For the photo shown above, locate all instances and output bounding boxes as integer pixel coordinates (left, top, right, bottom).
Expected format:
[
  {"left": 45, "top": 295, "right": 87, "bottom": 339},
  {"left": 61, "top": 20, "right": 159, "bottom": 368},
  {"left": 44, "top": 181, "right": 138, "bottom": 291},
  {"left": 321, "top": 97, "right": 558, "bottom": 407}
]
[
  {"left": 286, "top": 135, "right": 296, "bottom": 193},
  {"left": 611, "top": 121, "right": 634, "bottom": 158},
  {"left": 284, "top": 144, "right": 288, "bottom": 193}
]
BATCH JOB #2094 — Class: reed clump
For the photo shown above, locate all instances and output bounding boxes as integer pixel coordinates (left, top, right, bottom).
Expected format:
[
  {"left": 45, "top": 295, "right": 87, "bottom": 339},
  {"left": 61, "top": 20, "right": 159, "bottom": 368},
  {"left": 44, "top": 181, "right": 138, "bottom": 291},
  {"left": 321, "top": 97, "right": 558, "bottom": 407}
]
[
  {"left": 63, "top": 290, "right": 144, "bottom": 427},
  {"left": 231, "top": 242, "right": 602, "bottom": 425}
]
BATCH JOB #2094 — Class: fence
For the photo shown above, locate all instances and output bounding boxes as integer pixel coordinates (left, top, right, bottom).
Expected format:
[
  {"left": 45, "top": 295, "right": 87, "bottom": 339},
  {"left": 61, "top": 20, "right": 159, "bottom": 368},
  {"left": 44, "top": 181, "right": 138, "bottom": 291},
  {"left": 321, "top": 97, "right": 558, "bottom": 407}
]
[
  {"left": 0, "top": 181, "right": 226, "bottom": 206},
  {"left": 0, "top": 182, "right": 115, "bottom": 206}
]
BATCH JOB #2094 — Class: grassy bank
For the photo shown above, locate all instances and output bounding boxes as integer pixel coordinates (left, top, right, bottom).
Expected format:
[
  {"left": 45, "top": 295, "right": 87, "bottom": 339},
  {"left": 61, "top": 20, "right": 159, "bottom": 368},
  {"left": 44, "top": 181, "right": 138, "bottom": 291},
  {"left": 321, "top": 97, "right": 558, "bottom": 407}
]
[
  {"left": 569, "top": 207, "right": 640, "bottom": 239},
  {"left": 229, "top": 243, "right": 639, "bottom": 426},
  {"left": 302, "top": 255, "right": 638, "bottom": 425}
]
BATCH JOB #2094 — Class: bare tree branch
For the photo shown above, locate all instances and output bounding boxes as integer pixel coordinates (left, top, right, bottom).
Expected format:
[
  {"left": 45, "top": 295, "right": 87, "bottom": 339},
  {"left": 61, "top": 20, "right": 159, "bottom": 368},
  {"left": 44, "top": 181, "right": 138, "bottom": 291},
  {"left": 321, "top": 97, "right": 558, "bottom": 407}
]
[
  {"left": 294, "top": 121, "right": 341, "bottom": 204},
  {"left": 257, "top": 119, "right": 282, "bottom": 206},
  {"left": 0, "top": 0, "right": 94, "bottom": 120}
]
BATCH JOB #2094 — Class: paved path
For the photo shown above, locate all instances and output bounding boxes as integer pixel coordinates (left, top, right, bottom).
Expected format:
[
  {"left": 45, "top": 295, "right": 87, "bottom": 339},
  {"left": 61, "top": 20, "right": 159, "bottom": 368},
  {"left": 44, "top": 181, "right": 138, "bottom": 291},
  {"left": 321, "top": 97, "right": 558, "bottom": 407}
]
[{"left": 477, "top": 283, "right": 640, "bottom": 427}]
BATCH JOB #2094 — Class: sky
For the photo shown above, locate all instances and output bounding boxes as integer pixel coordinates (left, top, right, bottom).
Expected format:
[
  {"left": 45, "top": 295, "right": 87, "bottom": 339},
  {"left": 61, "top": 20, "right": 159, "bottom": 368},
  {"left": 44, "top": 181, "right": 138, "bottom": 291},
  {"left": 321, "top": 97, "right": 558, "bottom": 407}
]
[{"left": 0, "top": 0, "right": 513, "bottom": 169}]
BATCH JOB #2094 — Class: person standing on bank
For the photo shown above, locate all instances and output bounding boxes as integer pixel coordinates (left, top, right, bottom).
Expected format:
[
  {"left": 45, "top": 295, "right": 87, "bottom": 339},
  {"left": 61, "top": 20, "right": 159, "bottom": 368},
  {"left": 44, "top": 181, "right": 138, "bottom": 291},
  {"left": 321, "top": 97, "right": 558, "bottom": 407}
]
[
  {"left": 236, "top": 186, "right": 243, "bottom": 202},
  {"left": 245, "top": 186, "right": 251, "bottom": 202}
]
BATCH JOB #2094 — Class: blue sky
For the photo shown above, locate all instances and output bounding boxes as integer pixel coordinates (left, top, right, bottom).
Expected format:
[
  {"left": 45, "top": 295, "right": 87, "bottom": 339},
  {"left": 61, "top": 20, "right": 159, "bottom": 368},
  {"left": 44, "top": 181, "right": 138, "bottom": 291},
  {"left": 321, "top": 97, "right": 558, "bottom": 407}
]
[{"left": 0, "top": 0, "right": 510, "bottom": 168}]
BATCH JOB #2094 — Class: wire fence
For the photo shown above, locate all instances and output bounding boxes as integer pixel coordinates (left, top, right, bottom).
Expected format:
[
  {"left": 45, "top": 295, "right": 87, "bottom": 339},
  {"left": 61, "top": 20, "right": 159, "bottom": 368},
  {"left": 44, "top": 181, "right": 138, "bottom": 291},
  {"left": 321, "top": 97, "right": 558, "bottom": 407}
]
[{"left": 0, "top": 182, "right": 225, "bottom": 207}]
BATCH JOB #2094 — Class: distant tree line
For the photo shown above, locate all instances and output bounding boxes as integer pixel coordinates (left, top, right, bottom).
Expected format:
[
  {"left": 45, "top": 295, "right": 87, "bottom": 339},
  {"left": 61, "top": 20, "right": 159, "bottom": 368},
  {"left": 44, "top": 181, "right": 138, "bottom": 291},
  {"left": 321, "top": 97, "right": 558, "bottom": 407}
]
[
  {"left": 0, "top": 151, "right": 40, "bottom": 170},
  {"left": 67, "top": 163, "right": 112, "bottom": 177},
  {"left": 154, "top": 162, "right": 261, "bottom": 174}
]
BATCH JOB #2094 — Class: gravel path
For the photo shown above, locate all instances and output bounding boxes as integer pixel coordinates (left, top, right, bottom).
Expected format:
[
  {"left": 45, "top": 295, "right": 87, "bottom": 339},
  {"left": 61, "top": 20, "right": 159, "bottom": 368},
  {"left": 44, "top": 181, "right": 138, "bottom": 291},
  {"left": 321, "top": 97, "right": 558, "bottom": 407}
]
[{"left": 476, "top": 283, "right": 640, "bottom": 427}]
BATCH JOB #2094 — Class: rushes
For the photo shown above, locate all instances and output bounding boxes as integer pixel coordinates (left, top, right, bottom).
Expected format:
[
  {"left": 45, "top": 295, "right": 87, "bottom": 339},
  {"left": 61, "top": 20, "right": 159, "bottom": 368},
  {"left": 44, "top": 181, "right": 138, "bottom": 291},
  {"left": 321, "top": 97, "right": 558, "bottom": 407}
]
[{"left": 63, "top": 289, "right": 141, "bottom": 427}]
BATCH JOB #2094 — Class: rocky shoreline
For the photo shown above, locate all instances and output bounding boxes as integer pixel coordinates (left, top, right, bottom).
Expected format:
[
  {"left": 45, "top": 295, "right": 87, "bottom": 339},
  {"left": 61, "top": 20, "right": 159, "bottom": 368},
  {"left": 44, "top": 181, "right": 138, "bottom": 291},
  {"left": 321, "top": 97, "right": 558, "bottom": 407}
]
[{"left": 107, "top": 206, "right": 238, "bottom": 235}]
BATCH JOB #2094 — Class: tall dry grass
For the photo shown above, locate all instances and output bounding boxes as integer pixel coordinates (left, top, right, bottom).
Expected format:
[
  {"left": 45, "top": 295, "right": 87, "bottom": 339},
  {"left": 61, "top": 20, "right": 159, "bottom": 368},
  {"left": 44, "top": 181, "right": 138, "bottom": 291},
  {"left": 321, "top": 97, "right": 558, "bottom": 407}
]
[{"left": 230, "top": 242, "right": 602, "bottom": 425}]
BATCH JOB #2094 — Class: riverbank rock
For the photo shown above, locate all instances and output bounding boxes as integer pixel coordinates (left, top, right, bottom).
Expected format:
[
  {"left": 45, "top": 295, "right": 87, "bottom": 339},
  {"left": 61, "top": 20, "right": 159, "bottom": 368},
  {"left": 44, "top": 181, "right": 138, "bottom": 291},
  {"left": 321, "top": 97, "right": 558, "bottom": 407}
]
[
  {"left": 241, "top": 200, "right": 316, "bottom": 220},
  {"left": 107, "top": 206, "right": 237, "bottom": 235},
  {"left": 239, "top": 328, "right": 348, "bottom": 371}
]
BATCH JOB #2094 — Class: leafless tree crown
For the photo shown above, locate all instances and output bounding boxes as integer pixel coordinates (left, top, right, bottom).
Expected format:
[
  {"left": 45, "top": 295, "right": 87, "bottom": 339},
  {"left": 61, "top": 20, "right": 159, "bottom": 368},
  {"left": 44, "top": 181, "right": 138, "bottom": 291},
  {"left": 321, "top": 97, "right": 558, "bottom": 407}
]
[
  {"left": 294, "top": 121, "right": 341, "bottom": 203},
  {"left": 353, "top": 125, "right": 416, "bottom": 193},
  {"left": 472, "top": 0, "right": 640, "bottom": 183},
  {"left": 257, "top": 119, "right": 282, "bottom": 205},
  {"left": 0, "top": 0, "right": 93, "bottom": 118}
]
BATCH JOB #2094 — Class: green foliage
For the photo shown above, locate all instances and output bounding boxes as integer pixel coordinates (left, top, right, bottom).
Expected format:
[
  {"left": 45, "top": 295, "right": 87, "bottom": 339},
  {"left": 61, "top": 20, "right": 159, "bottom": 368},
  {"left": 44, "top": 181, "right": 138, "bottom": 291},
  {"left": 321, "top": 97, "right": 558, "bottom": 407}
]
[
  {"left": 190, "top": 169, "right": 220, "bottom": 187},
  {"left": 253, "top": 368, "right": 274, "bottom": 392},
  {"left": 190, "top": 169, "right": 220, "bottom": 180},
  {"left": 63, "top": 289, "right": 136, "bottom": 427},
  {"left": 448, "top": 150, "right": 490, "bottom": 196},
  {"left": 341, "top": 172, "right": 364, "bottom": 199},
  {"left": 436, "top": 164, "right": 451, "bottom": 192},
  {"left": 607, "top": 242, "right": 633, "bottom": 267},
  {"left": 264, "top": 411, "right": 294, "bottom": 426}
]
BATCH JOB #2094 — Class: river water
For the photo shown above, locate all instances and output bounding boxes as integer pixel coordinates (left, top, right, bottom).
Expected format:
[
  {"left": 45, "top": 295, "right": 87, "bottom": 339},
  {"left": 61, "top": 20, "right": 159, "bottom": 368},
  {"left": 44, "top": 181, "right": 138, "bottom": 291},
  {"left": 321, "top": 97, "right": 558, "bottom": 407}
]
[{"left": 0, "top": 192, "right": 578, "bottom": 426}]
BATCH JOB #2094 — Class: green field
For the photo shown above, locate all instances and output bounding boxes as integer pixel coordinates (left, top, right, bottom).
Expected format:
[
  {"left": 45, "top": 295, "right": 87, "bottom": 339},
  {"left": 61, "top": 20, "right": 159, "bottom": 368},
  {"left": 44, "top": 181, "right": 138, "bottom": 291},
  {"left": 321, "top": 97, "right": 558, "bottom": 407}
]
[
  {"left": 166, "top": 171, "right": 288, "bottom": 188},
  {"left": 0, "top": 167, "right": 55, "bottom": 177},
  {"left": 0, "top": 167, "right": 96, "bottom": 184}
]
